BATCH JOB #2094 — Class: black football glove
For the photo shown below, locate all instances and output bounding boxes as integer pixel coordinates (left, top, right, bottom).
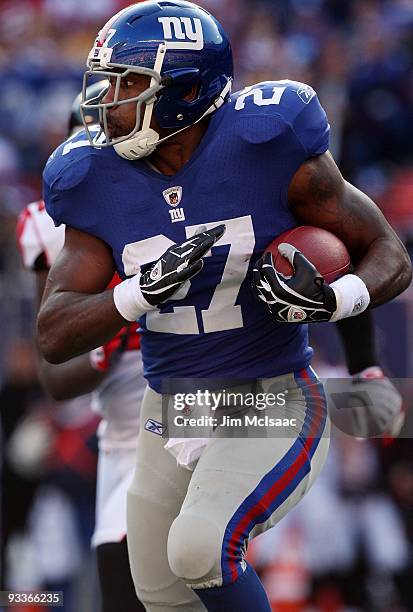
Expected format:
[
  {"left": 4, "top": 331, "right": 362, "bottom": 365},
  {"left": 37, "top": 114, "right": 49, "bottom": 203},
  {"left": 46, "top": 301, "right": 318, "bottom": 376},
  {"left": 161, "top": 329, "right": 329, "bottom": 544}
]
[
  {"left": 140, "top": 224, "right": 226, "bottom": 306},
  {"left": 252, "top": 243, "right": 337, "bottom": 323}
]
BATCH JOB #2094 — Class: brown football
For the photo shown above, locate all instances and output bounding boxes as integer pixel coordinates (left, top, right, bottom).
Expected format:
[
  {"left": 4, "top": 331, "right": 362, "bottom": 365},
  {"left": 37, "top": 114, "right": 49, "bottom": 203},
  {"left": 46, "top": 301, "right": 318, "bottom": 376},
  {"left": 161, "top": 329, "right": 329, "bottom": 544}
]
[{"left": 265, "top": 226, "right": 351, "bottom": 283}]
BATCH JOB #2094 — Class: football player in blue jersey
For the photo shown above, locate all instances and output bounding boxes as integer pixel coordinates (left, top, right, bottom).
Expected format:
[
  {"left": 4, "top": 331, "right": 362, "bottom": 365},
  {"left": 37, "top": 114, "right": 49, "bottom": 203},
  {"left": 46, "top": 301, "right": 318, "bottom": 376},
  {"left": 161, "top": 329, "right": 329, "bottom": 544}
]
[{"left": 37, "top": 2, "right": 411, "bottom": 611}]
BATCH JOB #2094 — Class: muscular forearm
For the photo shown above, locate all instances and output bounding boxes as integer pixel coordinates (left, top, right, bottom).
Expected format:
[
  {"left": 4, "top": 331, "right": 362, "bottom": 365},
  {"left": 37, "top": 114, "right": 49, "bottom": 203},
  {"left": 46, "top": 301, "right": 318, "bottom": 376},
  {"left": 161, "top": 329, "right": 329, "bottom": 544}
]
[
  {"left": 339, "top": 182, "right": 411, "bottom": 307},
  {"left": 37, "top": 289, "right": 126, "bottom": 364},
  {"left": 37, "top": 350, "right": 106, "bottom": 400},
  {"left": 353, "top": 234, "right": 411, "bottom": 307}
]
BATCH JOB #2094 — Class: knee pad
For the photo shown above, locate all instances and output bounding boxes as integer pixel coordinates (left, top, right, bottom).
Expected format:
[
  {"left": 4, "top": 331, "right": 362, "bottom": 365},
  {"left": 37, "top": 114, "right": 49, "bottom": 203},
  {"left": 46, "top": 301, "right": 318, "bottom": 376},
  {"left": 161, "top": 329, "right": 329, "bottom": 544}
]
[{"left": 167, "top": 514, "right": 222, "bottom": 585}]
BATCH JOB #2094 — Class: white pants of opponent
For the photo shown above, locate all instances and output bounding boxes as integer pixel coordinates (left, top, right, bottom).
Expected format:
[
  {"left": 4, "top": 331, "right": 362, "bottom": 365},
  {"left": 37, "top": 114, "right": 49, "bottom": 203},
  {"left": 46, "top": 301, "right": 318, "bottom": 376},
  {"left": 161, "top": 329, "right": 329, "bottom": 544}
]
[{"left": 127, "top": 367, "right": 330, "bottom": 612}]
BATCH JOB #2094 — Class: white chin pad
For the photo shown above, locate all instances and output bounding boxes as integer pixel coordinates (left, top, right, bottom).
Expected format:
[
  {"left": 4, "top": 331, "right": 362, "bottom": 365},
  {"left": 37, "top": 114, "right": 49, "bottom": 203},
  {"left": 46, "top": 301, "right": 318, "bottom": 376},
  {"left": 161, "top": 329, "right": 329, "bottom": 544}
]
[
  {"left": 114, "top": 128, "right": 160, "bottom": 160},
  {"left": 278, "top": 242, "right": 298, "bottom": 265}
]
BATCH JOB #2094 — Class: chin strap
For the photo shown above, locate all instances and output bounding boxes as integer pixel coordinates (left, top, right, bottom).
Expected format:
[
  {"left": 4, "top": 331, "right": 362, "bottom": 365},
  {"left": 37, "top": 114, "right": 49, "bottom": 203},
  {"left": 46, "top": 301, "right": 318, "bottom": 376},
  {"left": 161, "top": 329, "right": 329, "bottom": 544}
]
[
  {"left": 114, "top": 78, "right": 233, "bottom": 161},
  {"left": 114, "top": 128, "right": 160, "bottom": 160}
]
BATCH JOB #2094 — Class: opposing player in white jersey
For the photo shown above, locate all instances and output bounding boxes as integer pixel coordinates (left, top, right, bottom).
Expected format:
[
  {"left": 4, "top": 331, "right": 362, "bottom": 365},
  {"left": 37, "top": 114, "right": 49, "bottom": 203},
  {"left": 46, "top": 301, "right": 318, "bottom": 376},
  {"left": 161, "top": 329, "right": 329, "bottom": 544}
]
[{"left": 16, "top": 84, "right": 145, "bottom": 612}]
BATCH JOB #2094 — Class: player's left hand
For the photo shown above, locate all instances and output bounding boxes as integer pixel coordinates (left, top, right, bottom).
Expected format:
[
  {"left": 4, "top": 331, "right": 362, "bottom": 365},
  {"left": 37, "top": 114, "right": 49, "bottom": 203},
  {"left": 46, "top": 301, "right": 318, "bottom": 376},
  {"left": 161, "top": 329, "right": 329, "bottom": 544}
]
[
  {"left": 252, "top": 243, "right": 337, "bottom": 322},
  {"left": 140, "top": 224, "right": 226, "bottom": 306},
  {"left": 326, "top": 367, "right": 405, "bottom": 437}
]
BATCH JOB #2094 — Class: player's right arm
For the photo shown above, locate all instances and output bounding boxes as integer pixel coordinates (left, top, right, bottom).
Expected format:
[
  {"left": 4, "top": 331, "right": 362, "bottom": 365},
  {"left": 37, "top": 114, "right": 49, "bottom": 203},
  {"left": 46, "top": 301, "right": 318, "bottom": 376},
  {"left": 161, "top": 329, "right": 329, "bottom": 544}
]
[
  {"left": 18, "top": 201, "right": 140, "bottom": 397},
  {"left": 38, "top": 223, "right": 225, "bottom": 364},
  {"left": 17, "top": 201, "right": 115, "bottom": 395},
  {"left": 35, "top": 268, "right": 108, "bottom": 399},
  {"left": 37, "top": 226, "right": 126, "bottom": 364}
]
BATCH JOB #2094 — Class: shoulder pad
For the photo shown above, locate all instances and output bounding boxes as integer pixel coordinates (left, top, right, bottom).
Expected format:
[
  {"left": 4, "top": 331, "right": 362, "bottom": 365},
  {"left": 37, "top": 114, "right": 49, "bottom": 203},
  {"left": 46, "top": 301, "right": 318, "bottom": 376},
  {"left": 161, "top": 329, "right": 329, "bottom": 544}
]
[
  {"left": 43, "top": 129, "right": 97, "bottom": 193},
  {"left": 16, "top": 200, "right": 65, "bottom": 269},
  {"left": 43, "top": 129, "right": 115, "bottom": 228},
  {"left": 230, "top": 80, "right": 329, "bottom": 155}
]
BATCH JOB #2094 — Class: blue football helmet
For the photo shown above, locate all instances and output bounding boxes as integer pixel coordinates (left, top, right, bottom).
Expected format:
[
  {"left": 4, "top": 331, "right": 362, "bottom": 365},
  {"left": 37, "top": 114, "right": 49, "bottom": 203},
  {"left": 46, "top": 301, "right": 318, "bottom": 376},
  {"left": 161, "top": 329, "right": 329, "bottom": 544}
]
[{"left": 81, "top": 0, "right": 233, "bottom": 160}]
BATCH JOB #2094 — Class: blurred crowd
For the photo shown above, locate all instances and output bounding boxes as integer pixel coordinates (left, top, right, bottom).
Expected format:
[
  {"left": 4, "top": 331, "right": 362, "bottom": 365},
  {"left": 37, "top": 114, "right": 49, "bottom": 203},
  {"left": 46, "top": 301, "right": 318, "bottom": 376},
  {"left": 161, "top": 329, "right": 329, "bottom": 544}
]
[
  {"left": 1, "top": 0, "right": 413, "bottom": 348},
  {"left": 1, "top": 0, "right": 413, "bottom": 610}
]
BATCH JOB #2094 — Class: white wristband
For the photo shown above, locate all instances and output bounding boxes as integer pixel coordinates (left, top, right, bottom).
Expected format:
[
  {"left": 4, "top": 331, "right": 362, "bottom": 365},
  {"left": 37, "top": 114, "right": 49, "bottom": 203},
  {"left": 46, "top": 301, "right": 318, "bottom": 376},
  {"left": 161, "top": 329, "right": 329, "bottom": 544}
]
[
  {"left": 330, "top": 274, "right": 370, "bottom": 322},
  {"left": 113, "top": 274, "right": 153, "bottom": 322}
]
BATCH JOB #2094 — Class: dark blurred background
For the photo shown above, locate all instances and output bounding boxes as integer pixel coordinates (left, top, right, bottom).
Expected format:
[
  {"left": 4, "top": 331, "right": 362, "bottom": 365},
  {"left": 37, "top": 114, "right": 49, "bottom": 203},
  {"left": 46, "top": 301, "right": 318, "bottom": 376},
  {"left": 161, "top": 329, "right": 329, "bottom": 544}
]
[{"left": 0, "top": 1, "right": 412, "bottom": 610}]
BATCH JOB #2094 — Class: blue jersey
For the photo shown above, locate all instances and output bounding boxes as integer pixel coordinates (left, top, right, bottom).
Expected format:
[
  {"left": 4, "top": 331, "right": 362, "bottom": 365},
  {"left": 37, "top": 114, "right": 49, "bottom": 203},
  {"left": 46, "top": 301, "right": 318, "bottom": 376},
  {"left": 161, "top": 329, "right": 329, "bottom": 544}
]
[{"left": 43, "top": 80, "right": 329, "bottom": 392}]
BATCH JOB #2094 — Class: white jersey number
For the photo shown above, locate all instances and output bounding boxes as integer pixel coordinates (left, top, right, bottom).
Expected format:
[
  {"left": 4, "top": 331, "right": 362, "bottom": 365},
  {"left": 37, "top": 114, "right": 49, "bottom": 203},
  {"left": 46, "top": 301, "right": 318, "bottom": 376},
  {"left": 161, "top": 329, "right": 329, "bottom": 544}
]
[
  {"left": 234, "top": 84, "right": 287, "bottom": 111},
  {"left": 122, "top": 215, "right": 255, "bottom": 334},
  {"left": 61, "top": 129, "right": 99, "bottom": 156}
]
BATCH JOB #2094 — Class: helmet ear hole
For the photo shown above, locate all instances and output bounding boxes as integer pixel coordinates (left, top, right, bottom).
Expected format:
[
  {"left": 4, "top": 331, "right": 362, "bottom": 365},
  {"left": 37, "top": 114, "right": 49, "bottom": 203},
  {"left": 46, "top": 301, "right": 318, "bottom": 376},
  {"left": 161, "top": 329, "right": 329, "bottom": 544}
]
[{"left": 183, "top": 83, "right": 200, "bottom": 102}]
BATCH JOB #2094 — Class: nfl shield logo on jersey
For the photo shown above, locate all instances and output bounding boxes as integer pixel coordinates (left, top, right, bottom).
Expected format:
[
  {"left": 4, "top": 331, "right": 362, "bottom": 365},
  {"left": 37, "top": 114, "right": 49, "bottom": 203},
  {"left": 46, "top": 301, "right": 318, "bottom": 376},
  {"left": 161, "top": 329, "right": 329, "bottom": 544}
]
[{"left": 163, "top": 186, "right": 182, "bottom": 207}]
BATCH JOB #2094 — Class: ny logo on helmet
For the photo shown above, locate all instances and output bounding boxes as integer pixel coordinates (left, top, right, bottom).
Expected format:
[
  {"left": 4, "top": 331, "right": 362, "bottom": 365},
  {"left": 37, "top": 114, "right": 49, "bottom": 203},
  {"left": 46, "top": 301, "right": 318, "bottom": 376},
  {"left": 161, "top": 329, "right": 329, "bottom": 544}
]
[{"left": 158, "top": 16, "right": 204, "bottom": 50}]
